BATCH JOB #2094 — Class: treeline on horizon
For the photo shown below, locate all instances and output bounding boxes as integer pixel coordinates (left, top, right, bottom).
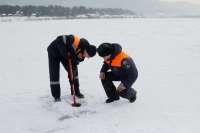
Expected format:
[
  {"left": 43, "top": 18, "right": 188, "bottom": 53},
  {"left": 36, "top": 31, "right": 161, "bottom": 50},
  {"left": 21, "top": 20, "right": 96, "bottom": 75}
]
[{"left": 0, "top": 5, "right": 135, "bottom": 17}]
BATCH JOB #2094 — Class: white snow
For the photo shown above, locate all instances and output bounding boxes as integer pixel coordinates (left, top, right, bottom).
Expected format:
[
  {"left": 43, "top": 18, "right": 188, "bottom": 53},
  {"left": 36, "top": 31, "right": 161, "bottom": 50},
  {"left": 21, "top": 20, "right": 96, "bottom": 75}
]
[{"left": 0, "top": 18, "right": 200, "bottom": 133}]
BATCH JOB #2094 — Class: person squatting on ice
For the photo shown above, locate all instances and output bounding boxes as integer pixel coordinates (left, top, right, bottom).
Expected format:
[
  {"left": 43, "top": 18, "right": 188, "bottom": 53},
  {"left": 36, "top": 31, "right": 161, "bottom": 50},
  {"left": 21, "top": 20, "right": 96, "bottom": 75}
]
[
  {"left": 47, "top": 34, "right": 96, "bottom": 102},
  {"left": 97, "top": 43, "right": 138, "bottom": 103}
]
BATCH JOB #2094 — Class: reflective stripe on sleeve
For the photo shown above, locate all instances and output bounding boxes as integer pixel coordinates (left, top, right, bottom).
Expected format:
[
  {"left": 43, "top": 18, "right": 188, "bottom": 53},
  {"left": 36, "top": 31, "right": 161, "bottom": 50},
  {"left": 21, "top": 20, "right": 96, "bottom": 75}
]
[
  {"left": 50, "top": 81, "right": 60, "bottom": 85},
  {"left": 62, "top": 35, "right": 67, "bottom": 44}
]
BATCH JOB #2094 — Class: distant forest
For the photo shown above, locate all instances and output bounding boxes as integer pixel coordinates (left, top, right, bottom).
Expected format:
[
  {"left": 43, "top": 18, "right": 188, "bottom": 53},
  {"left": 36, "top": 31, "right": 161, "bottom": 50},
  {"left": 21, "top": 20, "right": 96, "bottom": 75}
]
[{"left": 0, "top": 5, "right": 135, "bottom": 17}]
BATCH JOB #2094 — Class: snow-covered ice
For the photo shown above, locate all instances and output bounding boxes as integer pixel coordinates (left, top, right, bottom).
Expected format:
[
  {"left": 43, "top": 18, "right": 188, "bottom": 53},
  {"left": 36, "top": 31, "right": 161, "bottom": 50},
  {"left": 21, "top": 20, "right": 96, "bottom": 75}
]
[{"left": 0, "top": 18, "right": 200, "bottom": 133}]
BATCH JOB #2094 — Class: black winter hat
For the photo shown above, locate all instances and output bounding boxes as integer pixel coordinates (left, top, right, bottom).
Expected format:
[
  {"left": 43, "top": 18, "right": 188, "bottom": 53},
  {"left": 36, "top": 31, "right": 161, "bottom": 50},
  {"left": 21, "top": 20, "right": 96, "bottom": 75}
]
[
  {"left": 80, "top": 38, "right": 90, "bottom": 46},
  {"left": 86, "top": 45, "right": 97, "bottom": 57},
  {"left": 97, "top": 43, "right": 113, "bottom": 57},
  {"left": 80, "top": 38, "right": 96, "bottom": 57}
]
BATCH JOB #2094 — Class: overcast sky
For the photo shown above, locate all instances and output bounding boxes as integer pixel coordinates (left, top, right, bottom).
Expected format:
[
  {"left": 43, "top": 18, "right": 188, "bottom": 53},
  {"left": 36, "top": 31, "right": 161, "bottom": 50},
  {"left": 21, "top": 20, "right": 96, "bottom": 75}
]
[{"left": 161, "top": 0, "right": 200, "bottom": 4}]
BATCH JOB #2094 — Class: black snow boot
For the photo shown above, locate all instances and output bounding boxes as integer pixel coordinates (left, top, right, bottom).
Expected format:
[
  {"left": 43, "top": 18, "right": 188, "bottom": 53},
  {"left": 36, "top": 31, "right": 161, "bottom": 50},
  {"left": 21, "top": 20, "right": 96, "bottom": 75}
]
[
  {"left": 129, "top": 89, "right": 137, "bottom": 103},
  {"left": 105, "top": 96, "right": 120, "bottom": 103},
  {"left": 119, "top": 88, "right": 137, "bottom": 103},
  {"left": 50, "top": 84, "right": 61, "bottom": 102},
  {"left": 54, "top": 97, "right": 61, "bottom": 102}
]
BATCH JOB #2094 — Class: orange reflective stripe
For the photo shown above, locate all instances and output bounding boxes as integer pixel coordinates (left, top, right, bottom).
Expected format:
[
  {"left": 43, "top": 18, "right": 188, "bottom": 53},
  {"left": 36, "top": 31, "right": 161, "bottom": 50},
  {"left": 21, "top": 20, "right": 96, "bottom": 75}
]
[
  {"left": 111, "top": 51, "right": 129, "bottom": 67},
  {"left": 73, "top": 35, "right": 80, "bottom": 49}
]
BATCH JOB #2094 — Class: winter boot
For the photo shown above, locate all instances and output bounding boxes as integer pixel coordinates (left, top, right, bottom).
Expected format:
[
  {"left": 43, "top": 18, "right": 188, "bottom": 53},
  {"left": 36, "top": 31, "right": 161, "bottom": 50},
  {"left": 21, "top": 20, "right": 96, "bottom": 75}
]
[
  {"left": 50, "top": 84, "right": 61, "bottom": 102},
  {"left": 119, "top": 88, "right": 137, "bottom": 103},
  {"left": 129, "top": 89, "right": 137, "bottom": 103},
  {"left": 54, "top": 97, "right": 61, "bottom": 102},
  {"left": 105, "top": 96, "right": 120, "bottom": 103}
]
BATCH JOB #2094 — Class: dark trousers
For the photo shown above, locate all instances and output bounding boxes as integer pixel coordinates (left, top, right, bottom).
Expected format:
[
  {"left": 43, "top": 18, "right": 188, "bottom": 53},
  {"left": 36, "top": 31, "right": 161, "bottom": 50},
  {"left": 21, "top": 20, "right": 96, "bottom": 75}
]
[
  {"left": 47, "top": 39, "right": 80, "bottom": 99},
  {"left": 102, "top": 71, "right": 137, "bottom": 100}
]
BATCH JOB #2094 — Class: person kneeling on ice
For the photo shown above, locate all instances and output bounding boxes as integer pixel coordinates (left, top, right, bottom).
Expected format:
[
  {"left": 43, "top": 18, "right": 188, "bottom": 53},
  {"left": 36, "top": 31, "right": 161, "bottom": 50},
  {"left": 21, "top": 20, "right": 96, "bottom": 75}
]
[
  {"left": 47, "top": 34, "right": 96, "bottom": 102},
  {"left": 97, "top": 43, "right": 138, "bottom": 103}
]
